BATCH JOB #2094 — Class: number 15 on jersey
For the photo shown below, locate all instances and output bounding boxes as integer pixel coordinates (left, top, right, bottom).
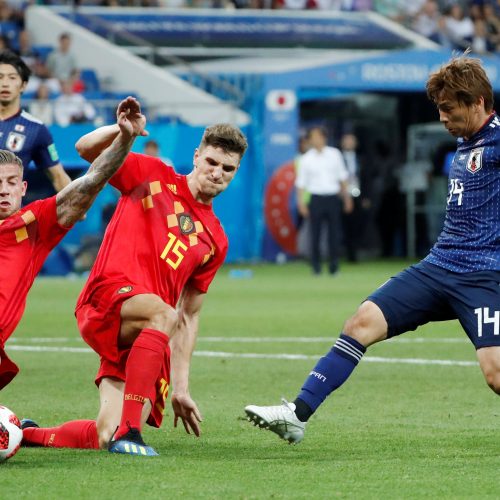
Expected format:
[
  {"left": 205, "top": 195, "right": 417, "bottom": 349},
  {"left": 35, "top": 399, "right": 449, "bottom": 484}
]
[{"left": 160, "top": 232, "right": 187, "bottom": 270}]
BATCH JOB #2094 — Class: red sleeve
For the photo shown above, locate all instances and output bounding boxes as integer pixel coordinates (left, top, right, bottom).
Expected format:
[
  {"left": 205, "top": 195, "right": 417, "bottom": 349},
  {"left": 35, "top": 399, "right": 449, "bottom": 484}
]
[
  {"left": 28, "top": 196, "right": 71, "bottom": 249},
  {"left": 188, "top": 238, "right": 228, "bottom": 293},
  {"left": 110, "top": 153, "right": 167, "bottom": 194}
]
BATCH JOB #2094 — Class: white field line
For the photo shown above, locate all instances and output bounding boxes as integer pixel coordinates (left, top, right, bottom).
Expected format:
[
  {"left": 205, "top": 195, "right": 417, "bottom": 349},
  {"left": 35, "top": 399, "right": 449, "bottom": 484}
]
[
  {"left": 6, "top": 344, "right": 478, "bottom": 367},
  {"left": 8, "top": 345, "right": 92, "bottom": 353},
  {"left": 8, "top": 336, "right": 468, "bottom": 344}
]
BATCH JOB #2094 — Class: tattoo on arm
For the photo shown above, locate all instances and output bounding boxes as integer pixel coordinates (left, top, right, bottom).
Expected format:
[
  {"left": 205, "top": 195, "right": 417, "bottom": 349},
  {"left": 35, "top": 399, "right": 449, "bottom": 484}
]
[{"left": 56, "top": 135, "right": 133, "bottom": 227}]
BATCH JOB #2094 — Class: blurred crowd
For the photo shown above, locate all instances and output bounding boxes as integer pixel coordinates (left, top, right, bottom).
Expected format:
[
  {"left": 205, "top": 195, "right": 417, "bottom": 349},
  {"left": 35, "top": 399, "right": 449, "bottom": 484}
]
[{"left": 17, "top": 0, "right": 500, "bottom": 55}]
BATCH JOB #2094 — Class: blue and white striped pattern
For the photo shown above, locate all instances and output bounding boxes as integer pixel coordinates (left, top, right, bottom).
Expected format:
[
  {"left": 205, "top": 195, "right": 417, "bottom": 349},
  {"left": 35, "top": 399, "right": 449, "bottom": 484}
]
[{"left": 332, "top": 334, "right": 365, "bottom": 364}]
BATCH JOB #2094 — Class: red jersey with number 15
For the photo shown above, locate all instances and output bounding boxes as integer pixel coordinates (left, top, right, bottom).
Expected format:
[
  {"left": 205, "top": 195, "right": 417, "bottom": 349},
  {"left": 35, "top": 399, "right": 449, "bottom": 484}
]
[
  {"left": 76, "top": 153, "right": 229, "bottom": 310},
  {"left": 0, "top": 197, "right": 69, "bottom": 345}
]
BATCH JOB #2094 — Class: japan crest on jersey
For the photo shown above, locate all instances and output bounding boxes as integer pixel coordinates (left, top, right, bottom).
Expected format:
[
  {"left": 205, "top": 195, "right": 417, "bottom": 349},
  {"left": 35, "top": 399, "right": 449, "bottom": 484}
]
[
  {"left": 6, "top": 132, "right": 26, "bottom": 152},
  {"left": 466, "top": 147, "right": 483, "bottom": 174}
]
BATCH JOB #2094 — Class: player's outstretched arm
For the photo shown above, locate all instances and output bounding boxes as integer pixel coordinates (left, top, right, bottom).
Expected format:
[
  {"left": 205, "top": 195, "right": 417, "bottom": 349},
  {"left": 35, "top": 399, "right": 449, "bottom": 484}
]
[
  {"left": 170, "top": 285, "right": 205, "bottom": 437},
  {"left": 56, "top": 97, "right": 146, "bottom": 227},
  {"left": 75, "top": 96, "right": 148, "bottom": 163},
  {"left": 76, "top": 124, "right": 120, "bottom": 163}
]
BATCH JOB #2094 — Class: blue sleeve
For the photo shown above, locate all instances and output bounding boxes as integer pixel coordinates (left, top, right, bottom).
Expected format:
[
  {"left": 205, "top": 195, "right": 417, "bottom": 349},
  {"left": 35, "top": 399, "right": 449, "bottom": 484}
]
[{"left": 31, "top": 125, "right": 60, "bottom": 170}]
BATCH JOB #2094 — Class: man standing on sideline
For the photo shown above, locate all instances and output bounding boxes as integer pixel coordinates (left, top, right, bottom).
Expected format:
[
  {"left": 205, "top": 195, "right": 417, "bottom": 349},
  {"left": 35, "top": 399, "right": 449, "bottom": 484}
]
[
  {"left": 22, "top": 121, "right": 248, "bottom": 456},
  {"left": 340, "top": 132, "right": 370, "bottom": 263},
  {"left": 296, "top": 126, "right": 353, "bottom": 275},
  {"left": 0, "top": 50, "right": 71, "bottom": 194},
  {"left": 245, "top": 54, "right": 500, "bottom": 443},
  {"left": 0, "top": 96, "right": 147, "bottom": 391}
]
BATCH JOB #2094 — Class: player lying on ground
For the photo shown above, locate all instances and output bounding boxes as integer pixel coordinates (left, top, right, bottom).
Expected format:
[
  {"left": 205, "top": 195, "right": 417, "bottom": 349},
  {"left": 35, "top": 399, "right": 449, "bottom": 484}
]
[
  {"left": 0, "top": 96, "right": 146, "bottom": 391},
  {"left": 22, "top": 120, "right": 248, "bottom": 456},
  {"left": 245, "top": 53, "right": 500, "bottom": 444}
]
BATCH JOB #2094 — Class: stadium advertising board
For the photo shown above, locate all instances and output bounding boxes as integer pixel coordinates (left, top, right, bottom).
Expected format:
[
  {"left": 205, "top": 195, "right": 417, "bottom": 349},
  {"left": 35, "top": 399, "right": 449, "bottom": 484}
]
[{"left": 56, "top": 8, "right": 411, "bottom": 50}]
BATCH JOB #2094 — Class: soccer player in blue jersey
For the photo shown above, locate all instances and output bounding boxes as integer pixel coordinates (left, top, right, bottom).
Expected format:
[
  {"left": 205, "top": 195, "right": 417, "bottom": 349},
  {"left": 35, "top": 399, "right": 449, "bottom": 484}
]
[
  {"left": 245, "top": 53, "right": 500, "bottom": 444},
  {"left": 0, "top": 50, "right": 71, "bottom": 193}
]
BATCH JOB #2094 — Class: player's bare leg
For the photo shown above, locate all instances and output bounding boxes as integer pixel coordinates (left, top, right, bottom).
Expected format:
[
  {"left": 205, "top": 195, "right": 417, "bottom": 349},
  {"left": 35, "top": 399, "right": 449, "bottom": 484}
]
[
  {"left": 342, "top": 301, "right": 388, "bottom": 346},
  {"left": 476, "top": 346, "right": 500, "bottom": 395},
  {"left": 119, "top": 294, "right": 178, "bottom": 347},
  {"left": 97, "top": 377, "right": 153, "bottom": 454}
]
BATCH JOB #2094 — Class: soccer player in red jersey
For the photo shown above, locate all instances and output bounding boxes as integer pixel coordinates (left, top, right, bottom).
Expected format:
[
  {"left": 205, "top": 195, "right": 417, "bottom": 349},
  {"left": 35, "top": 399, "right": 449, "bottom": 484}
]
[
  {"left": 22, "top": 121, "right": 248, "bottom": 456},
  {"left": 0, "top": 96, "right": 147, "bottom": 390}
]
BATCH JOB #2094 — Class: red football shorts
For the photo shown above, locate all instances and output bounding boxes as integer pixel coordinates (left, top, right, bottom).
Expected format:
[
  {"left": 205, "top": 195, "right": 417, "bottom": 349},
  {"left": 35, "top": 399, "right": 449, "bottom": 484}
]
[{"left": 76, "top": 281, "right": 170, "bottom": 428}]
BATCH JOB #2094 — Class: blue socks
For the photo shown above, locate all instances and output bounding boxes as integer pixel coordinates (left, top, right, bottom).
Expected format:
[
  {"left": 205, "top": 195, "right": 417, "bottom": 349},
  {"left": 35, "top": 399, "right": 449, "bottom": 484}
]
[{"left": 294, "top": 334, "right": 366, "bottom": 421}]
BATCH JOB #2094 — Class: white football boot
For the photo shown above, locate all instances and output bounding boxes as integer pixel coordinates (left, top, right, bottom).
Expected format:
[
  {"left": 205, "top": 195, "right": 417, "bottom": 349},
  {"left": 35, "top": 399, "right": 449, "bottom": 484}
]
[{"left": 245, "top": 398, "right": 306, "bottom": 444}]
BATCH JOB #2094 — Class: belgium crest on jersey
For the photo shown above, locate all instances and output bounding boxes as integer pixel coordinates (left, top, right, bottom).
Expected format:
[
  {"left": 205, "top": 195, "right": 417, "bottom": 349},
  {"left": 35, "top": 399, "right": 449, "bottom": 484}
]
[
  {"left": 178, "top": 213, "right": 195, "bottom": 235},
  {"left": 466, "top": 147, "right": 483, "bottom": 173},
  {"left": 6, "top": 132, "right": 25, "bottom": 152}
]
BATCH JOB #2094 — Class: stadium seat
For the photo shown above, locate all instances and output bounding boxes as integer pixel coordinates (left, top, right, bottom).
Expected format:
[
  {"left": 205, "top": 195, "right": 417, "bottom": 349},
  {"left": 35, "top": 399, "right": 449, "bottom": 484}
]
[
  {"left": 32, "top": 45, "right": 53, "bottom": 62},
  {"left": 82, "top": 90, "right": 104, "bottom": 100},
  {"left": 80, "top": 68, "right": 100, "bottom": 92}
]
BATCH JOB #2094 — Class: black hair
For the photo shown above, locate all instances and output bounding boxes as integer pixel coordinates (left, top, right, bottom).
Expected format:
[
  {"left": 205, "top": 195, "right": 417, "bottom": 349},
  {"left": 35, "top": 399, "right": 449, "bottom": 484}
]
[{"left": 0, "top": 49, "right": 31, "bottom": 83}]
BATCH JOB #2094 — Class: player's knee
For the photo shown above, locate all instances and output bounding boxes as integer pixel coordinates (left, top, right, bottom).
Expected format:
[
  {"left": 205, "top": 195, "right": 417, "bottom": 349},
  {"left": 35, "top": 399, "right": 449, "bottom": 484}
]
[
  {"left": 343, "top": 314, "right": 369, "bottom": 343},
  {"left": 477, "top": 348, "right": 500, "bottom": 395},
  {"left": 147, "top": 300, "right": 179, "bottom": 334},
  {"left": 343, "top": 301, "right": 386, "bottom": 347}
]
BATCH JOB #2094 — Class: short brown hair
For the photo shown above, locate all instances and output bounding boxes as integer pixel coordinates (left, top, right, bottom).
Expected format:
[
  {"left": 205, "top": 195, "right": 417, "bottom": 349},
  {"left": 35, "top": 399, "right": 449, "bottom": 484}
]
[
  {"left": 199, "top": 124, "right": 248, "bottom": 158},
  {"left": 0, "top": 149, "right": 23, "bottom": 173},
  {"left": 426, "top": 54, "right": 494, "bottom": 112}
]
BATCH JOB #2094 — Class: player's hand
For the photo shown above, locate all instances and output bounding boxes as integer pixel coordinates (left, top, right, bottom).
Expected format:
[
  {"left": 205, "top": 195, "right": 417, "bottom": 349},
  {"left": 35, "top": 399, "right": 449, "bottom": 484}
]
[
  {"left": 298, "top": 202, "right": 309, "bottom": 218},
  {"left": 343, "top": 196, "right": 354, "bottom": 214},
  {"left": 171, "top": 392, "right": 203, "bottom": 437},
  {"left": 116, "top": 97, "right": 148, "bottom": 138}
]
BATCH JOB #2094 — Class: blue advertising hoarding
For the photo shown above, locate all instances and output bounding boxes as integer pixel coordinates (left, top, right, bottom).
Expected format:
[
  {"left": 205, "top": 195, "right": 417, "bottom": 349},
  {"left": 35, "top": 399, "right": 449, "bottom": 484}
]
[{"left": 55, "top": 7, "right": 413, "bottom": 50}]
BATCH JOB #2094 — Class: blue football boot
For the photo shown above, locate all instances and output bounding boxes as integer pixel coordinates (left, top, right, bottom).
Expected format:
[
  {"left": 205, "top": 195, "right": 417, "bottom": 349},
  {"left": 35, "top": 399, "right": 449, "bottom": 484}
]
[
  {"left": 20, "top": 418, "right": 39, "bottom": 430},
  {"left": 108, "top": 427, "right": 158, "bottom": 457}
]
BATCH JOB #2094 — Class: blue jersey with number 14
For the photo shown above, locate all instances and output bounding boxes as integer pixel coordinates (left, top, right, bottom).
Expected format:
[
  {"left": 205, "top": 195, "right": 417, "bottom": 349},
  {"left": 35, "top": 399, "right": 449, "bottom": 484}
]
[
  {"left": 0, "top": 109, "right": 59, "bottom": 170},
  {"left": 426, "top": 113, "right": 500, "bottom": 272}
]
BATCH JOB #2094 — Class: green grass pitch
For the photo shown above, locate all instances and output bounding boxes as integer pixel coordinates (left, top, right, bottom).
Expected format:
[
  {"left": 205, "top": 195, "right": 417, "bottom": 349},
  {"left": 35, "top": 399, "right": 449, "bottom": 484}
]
[{"left": 1, "top": 260, "right": 498, "bottom": 499}]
